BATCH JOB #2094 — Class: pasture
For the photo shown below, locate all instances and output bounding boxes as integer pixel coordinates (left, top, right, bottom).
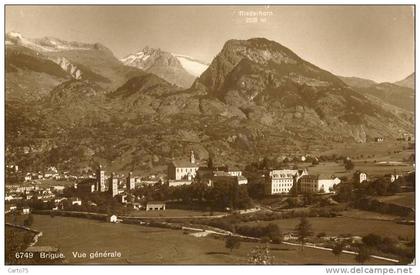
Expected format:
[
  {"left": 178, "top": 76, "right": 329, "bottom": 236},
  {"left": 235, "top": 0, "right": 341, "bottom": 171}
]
[
  {"left": 241, "top": 216, "right": 414, "bottom": 241},
  {"left": 303, "top": 160, "right": 413, "bottom": 179},
  {"left": 375, "top": 192, "right": 415, "bottom": 209},
  {"left": 30, "top": 214, "right": 389, "bottom": 264}
]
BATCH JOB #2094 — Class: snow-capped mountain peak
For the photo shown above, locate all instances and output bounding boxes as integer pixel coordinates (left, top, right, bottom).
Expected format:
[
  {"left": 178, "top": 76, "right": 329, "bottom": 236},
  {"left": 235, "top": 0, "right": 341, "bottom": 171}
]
[
  {"left": 172, "top": 54, "right": 209, "bottom": 77},
  {"left": 6, "top": 31, "right": 93, "bottom": 52}
]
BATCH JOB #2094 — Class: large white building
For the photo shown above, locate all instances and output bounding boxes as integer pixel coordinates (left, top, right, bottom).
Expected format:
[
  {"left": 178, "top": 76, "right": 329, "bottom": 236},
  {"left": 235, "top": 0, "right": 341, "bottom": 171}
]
[
  {"left": 299, "top": 175, "right": 340, "bottom": 193},
  {"left": 265, "top": 169, "right": 308, "bottom": 195},
  {"left": 167, "top": 151, "right": 199, "bottom": 182}
]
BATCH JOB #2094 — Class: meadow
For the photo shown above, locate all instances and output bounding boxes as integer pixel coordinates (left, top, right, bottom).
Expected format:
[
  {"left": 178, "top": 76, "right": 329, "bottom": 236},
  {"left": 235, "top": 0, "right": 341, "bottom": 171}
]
[
  {"left": 241, "top": 216, "right": 414, "bottom": 241},
  {"left": 30, "top": 214, "right": 389, "bottom": 264},
  {"left": 375, "top": 192, "right": 415, "bottom": 209}
]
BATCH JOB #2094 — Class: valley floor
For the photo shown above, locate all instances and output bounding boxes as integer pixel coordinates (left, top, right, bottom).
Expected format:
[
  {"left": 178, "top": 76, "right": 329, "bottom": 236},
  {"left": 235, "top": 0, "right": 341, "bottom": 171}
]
[{"left": 14, "top": 214, "right": 394, "bottom": 265}]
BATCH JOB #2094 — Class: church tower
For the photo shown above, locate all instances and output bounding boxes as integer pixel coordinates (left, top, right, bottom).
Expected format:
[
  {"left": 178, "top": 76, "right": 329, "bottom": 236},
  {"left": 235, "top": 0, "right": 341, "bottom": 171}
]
[{"left": 190, "top": 150, "right": 195, "bottom": 164}]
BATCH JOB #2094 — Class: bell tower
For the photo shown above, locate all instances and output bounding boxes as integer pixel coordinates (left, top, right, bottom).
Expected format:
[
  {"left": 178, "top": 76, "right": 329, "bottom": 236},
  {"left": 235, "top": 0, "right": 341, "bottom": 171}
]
[{"left": 190, "top": 150, "right": 195, "bottom": 164}]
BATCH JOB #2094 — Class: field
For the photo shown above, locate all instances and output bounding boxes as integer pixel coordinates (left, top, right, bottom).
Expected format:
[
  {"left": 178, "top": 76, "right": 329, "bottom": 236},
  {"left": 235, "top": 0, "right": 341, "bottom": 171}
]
[
  {"left": 304, "top": 140, "right": 414, "bottom": 178},
  {"left": 5, "top": 225, "right": 37, "bottom": 264},
  {"left": 241, "top": 216, "right": 414, "bottom": 241},
  {"left": 376, "top": 192, "right": 415, "bottom": 209},
  {"left": 29, "top": 214, "right": 389, "bottom": 264},
  {"left": 320, "top": 141, "right": 413, "bottom": 161},
  {"left": 302, "top": 160, "right": 413, "bottom": 179}
]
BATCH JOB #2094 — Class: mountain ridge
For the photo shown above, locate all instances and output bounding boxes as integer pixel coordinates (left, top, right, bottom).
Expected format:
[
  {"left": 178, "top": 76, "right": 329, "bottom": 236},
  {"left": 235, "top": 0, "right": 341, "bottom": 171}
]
[{"left": 5, "top": 35, "right": 414, "bottom": 174}]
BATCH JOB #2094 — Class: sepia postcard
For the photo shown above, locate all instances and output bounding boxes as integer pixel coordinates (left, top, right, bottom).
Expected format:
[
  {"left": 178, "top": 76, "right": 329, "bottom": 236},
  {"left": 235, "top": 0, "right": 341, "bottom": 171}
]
[{"left": 3, "top": 4, "right": 415, "bottom": 268}]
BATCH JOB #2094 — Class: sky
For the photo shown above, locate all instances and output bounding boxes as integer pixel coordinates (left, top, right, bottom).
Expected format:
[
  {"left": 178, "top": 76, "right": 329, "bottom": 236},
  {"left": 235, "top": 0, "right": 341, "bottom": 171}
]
[{"left": 5, "top": 5, "right": 415, "bottom": 83}]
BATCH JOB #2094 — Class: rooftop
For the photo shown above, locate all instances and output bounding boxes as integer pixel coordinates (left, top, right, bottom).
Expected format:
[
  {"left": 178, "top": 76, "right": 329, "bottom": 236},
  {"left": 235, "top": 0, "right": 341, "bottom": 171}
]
[
  {"left": 146, "top": 201, "right": 166, "bottom": 205},
  {"left": 171, "top": 160, "right": 199, "bottom": 168}
]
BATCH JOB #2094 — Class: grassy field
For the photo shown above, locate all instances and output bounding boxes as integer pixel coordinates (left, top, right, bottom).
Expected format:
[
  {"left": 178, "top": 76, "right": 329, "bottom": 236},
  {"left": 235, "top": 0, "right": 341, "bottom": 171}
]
[
  {"left": 303, "top": 160, "right": 413, "bottom": 179},
  {"left": 340, "top": 209, "right": 403, "bottom": 221},
  {"left": 29, "top": 214, "right": 389, "bottom": 264},
  {"left": 376, "top": 192, "right": 415, "bottom": 209},
  {"left": 242, "top": 216, "right": 414, "bottom": 241},
  {"left": 5, "top": 225, "right": 37, "bottom": 264},
  {"left": 320, "top": 141, "right": 413, "bottom": 161}
]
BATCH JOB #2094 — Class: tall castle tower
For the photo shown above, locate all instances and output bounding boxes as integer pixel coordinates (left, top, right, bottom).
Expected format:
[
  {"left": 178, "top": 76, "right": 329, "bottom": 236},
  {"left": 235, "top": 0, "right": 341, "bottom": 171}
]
[
  {"left": 96, "top": 165, "right": 105, "bottom": 192},
  {"left": 110, "top": 172, "right": 118, "bottom": 197},
  {"left": 126, "top": 171, "right": 135, "bottom": 191}
]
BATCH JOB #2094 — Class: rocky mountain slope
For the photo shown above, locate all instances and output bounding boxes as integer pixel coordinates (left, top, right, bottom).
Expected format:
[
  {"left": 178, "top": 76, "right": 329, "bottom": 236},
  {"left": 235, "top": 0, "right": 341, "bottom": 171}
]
[
  {"left": 6, "top": 32, "right": 146, "bottom": 101},
  {"left": 5, "top": 36, "right": 414, "bottom": 175},
  {"left": 338, "top": 76, "right": 378, "bottom": 88},
  {"left": 356, "top": 82, "right": 414, "bottom": 113}
]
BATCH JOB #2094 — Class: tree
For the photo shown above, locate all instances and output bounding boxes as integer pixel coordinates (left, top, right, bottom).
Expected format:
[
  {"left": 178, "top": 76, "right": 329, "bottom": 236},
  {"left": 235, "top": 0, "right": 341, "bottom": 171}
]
[
  {"left": 23, "top": 214, "right": 34, "bottom": 227},
  {"left": 335, "top": 183, "right": 353, "bottom": 202},
  {"left": 225, "top": 235, "right": 241, "bottom": 253},
  {"left": 295, "top": 216, "right": 313, "bottom": 250},
  {"left": 207, "top": 156, "right": 214, "bottom": 169},
  {"left": 266, "top": 223, "right": 281, "bottom": 241},
  {"left": 344, "top": 159, "right": 354, "bottom": 170},
  {"left": 355, "top": 245, "right": 370, "bottom": 264},
  {"left": 362, "top": 233, "right": 382, "bottom": 247},
  {"left": 388, "top": 181, "right": 401, "bottom": 194},
  {"left": 248, "top": 245, "right": 275, "bottom": 264},
  {"left": 332, "top": 242, "right": 344, "bottom": 264}
]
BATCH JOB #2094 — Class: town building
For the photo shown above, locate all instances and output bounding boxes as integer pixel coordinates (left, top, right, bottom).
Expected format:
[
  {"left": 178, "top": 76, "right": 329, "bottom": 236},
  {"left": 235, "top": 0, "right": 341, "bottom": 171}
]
[
  {"left": 211, "top": 170, "right": 248, "bottom": 186},
  {"left": 299, "top": 175, "right": 340, "bottom": 193},
  {"left": 77, "top": 179, "right": 96, "bottom": 193},
  {"left": 44, "top": 166, "right": 59, "bottom": 179},
  {"left": 167, "top": 151, "right": 199, "bottom": 185},
  {"left": 109, "top": 173, "right": 118, "bottom": 197},
  {"left": 146, "top": 201, "right": 166, "bottom": 211},
  {"left": 71, "top": 198, "right": 82, "bottom": 206},
  {"left": 375, "top": 137, "right": 384, "bottom": 142},
  {"left": 22, "top": 207, "right": 30, "bottom": 214},
  {"left": 109, "top": 215, "right": 118, "bottom": 223},
  {"left": 51, "top": 185, "right": 65, "bottom": 193},
  {"left": 24, "top": 174, "right": 32, "bottom": 182},
  {"left": 354, "top": 171, "right": 368, "bottom": 183},
  {"left": 385, "top": 173, "right": 400, "bottom": 183},
  {"left": 227, "top": 167, "right": 242, "bottom": 177},
  {"left": 265, "top": 169, "right": 308, "bottom": 195},
  {"left": 126, "top": 171, "right": 135, "bottom": 191},
  {"left": 96, "top": 165, "right": 106, "bottom": 192}
]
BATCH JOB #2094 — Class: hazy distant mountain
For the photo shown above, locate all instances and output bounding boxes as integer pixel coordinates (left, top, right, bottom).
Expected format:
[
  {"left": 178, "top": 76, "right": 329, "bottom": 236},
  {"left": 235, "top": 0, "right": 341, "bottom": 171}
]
[
  {"left": 338, "top": 76, "right": 377, "bottom": 88},
  {"left": 356, "top": 82, "right": 414, "bottom": 113},
  {"left": 120, "top": 47, "right": 204, "bottom": 88},
  {"left": 6, "top": 32, "right": 145, "bottom": 101},
  {"left": 394, "top": 73, "right": 414, "bottom": 89}
]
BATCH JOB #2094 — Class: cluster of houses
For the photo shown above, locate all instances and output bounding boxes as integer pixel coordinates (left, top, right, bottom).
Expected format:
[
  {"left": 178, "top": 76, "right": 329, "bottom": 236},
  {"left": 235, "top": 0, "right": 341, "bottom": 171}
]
[
  {"left": 167, "top": 151, "right": 248, "bottom": 187},
  {"left": 6, "top": 149, "right": 409, "bottom": 216},
  {"left": 167, "top": 151, "right": 343, "bottom": 195},
  {"left": 5, "top": 183, "right": 68, "bottom": 214}
]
